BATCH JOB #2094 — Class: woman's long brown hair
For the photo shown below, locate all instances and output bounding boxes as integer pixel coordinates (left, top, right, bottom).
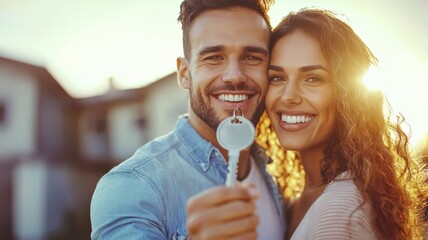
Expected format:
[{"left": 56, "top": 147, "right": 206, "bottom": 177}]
[{"left": 257, "top": 8, "right": 428, "bottom": 239}]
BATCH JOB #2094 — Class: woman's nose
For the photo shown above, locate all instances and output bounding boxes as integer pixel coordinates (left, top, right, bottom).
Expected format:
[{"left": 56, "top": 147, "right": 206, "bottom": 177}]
[{"left": 280, "top": 81, "right": 302, "bottom": 105}]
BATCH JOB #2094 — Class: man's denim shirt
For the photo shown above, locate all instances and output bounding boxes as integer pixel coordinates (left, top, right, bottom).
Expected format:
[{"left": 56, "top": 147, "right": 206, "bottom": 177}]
[{"left": 91, "top": 115, "right": 286, "bottom": 239}]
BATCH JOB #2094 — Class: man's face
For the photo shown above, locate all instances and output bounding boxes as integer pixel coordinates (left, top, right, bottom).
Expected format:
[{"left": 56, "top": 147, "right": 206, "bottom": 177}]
[{"left": 177, "top": 7, "right": 270, "bottom": 134}]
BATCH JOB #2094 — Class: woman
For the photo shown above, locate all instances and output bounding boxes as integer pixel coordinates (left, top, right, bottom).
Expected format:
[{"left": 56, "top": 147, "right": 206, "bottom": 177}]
[
  {"left": 186, "top": 8, "right": 427, "bottom": 240},
  {"left": 257, "top": 8, "right": 427, "bottom": 239}
]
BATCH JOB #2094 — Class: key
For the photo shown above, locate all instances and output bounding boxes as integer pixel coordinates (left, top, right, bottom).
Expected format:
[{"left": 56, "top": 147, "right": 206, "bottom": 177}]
[{"left": 216, "top": 108, "right": 255, "bottom": 186}]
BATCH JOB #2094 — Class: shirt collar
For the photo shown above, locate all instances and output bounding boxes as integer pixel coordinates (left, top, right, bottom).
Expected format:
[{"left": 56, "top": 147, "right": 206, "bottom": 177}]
[
  {"left": 174, "top": 115, "right": 271, "bottom": 171},
  {"left": 174, "top": 115, "right": 219, "bottom": 171}
]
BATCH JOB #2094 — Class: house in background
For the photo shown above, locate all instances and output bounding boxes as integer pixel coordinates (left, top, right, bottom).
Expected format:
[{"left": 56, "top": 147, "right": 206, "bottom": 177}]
[
  {"left": 0, "top": 56, "right": 78, "bottom": 240},
  {"left": 78, "top": 73, "right": 187, "bottom": 163},
  {"left": 0, "top": 56, "right": 188, "bottom": 240},
  {"left": 0, "top": 57, "right": 78, "bottom": 161}
]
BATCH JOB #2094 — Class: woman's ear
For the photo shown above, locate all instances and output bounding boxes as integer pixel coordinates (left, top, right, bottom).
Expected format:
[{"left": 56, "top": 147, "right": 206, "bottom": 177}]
[{"left": 177, "top": 57, "right": 190, "bottom": 90}]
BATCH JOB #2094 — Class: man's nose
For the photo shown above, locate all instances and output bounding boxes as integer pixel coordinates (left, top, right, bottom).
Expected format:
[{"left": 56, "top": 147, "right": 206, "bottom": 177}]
[{"left": 221, "top": 59, "right": 247, "bottom": 84}]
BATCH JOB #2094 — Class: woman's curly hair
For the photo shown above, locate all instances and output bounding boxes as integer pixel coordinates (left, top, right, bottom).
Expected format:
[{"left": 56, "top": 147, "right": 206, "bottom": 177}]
[{"left": 256, "top": 8, "right": 428, "bottom": 239}]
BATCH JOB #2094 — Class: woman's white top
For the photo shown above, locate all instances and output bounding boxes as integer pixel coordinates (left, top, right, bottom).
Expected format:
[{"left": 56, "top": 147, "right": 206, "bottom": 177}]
[{"left": 291, "top": 172, "right": 377, "bottom": 240}]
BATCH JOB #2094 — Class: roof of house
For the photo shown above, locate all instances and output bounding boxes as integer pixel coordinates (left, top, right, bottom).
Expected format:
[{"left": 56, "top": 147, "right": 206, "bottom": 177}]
[
  {"left": 77, "top": 72, "right": 177, "bottom": 106},
  {"left": 0, "top": 56, "right": 74, "bottom": 102}
]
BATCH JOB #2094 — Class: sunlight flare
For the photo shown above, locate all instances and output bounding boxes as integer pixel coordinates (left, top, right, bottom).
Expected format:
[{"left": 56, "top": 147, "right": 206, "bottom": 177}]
[{"left": 363, "top": 66, "right": 384, "bottom": 92}]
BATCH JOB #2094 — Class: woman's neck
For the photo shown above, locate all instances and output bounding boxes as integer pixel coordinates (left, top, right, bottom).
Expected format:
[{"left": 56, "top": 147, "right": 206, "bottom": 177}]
[{"left": 299, "top": 150, "right": 324, "bottom": 189}]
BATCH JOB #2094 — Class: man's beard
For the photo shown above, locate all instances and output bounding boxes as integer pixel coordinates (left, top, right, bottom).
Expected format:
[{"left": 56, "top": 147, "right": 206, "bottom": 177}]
[{"left": 188, "top": 74, "right": 265, "bottom": 130}]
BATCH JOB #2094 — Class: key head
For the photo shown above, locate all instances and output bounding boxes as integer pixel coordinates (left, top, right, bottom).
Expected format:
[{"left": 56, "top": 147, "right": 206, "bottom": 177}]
[{"left": 216, "top": 116, "right": 255, "bottom": 152}]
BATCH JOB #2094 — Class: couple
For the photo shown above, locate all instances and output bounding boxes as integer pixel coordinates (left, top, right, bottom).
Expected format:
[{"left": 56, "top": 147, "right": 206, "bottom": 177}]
[{"left": 91, "top": 0, "right": 427, "bottom": 239}]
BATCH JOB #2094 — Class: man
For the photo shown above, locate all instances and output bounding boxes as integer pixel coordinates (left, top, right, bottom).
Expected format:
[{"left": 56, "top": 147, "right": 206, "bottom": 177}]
[{"left": 90, "top": 0, "right": 285, "bottom": 239}]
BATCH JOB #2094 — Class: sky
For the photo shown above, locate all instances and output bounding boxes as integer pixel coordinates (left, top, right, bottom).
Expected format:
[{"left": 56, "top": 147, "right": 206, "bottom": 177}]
[{"left": 0, "top": 0, "right": 427, "bottom": 146}]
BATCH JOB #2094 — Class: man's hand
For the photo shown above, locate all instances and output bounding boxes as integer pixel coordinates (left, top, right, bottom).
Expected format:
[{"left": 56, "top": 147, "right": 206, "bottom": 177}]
[{"left": 186, "top": 184, "right": 259, "bottom": 240}]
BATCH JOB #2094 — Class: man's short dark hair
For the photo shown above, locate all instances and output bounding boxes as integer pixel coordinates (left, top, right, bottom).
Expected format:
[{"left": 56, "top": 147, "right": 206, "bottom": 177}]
[{"left": 177, "top": 0, "right": 274, "bottom": 59}]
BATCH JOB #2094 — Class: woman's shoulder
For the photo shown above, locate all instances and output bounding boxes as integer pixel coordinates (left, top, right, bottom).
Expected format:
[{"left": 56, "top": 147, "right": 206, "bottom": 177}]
[
  {"left": 326, "top": 175, "right": 360, "bottom": 197},
  {"left": 317, "top": 173, "right": 365, "bottom": 213},
  {"left": 307, "top": 175, "right": 376, "bottom": 238}
]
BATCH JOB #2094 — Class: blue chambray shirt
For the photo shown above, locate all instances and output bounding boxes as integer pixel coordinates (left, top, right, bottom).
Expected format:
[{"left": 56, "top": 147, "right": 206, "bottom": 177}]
[{"left": 90, "top": 115, "right": 286, "bottom": 239}]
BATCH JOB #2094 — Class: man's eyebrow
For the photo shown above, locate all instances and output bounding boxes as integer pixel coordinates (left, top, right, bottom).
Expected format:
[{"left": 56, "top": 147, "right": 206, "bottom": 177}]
[
  {"left": 268, "top": 64, "right": 328, "bottom": 72},
  {"left": 198, "top": 46, "right": 224, "bottom": 57},
  {"left": 244, "top": 46, "right": 269, "bottom": 56},
  {"left": 197, "top": 46, "right": 269, "bottom": 57}
]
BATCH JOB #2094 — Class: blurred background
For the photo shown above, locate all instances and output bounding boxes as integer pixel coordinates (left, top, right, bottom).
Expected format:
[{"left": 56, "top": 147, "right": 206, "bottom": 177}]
[{"left": 0, "top": 0, "right": 427, "bottom": 239}]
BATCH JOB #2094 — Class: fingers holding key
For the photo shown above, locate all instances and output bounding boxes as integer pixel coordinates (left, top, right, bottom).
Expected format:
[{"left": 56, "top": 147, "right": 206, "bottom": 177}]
[{"left": 186, "top": 184, "right": 259, "bottom": 240}]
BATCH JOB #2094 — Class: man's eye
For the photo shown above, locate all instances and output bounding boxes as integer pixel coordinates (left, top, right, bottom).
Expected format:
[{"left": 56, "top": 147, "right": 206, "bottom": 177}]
[
  {"left": 204, "top": 55, "right": 223, "bottom": 61},
  {"left": 243, "top": 56, "right": 263, "bottom": 65},
  {"left": 245, "top": 56, "right": 260, "bottom": 61}
]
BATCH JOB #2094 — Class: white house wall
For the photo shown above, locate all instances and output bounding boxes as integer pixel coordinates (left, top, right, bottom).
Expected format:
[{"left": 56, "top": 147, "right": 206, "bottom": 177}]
[
  {"left": 146, "top": 74, "right": 188, "bottom": 140},
  {"left": 0, "top": 66, "right": 37, "bottom": 159},
  {"left": 78, "top": 108, "right": 108, "bottom": 161},
  {"left": 13, "top": 160, "right": 47, "bottom": 240},
  {"left": 109, "top": 102, "right": 146, "bottom": 161},
  {"left": 13, "top": 160, "right": 72, "bottom": 240}
]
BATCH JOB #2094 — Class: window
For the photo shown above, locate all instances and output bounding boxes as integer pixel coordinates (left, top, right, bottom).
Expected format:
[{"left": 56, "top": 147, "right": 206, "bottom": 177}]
[
  {"left": 0, "top": 103, "right": 6, "bottom": 125},
  {"left": 88, "top": 111, "right": 107, "bottom": 134},
  {"left": 95, "top": 118, "right": 107, "bottom": 134},
  {"left": 136, "top": 117, "right": 147, "bottom": 129}
]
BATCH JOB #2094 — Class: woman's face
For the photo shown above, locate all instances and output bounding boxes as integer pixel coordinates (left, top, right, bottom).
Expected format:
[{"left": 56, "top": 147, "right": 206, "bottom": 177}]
[{"left": 265, "top": 30, "right": 336, "bottom": 155}]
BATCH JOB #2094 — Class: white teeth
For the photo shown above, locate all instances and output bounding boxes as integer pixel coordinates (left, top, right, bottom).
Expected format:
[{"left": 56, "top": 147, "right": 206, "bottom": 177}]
[
  {"left": 281, "top": 114, "right": 313, "bottom": 124},
  {"left": 218, "top": 94, "right": 249, "bottom": 102}
]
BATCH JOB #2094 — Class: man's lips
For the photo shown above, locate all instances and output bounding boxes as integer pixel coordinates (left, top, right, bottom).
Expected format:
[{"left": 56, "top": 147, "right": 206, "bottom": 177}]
[
  {"left": 217, "top": 93, "right": 249, "bottom": 102},
  {"left": 212, "top": 93, "right": 256, "bottom": 109}
]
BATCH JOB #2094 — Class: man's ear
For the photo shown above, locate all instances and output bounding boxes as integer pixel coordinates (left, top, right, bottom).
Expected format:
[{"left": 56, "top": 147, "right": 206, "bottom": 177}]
[{"left": 177, "top": 57, "right": 190, "bottom": 90}]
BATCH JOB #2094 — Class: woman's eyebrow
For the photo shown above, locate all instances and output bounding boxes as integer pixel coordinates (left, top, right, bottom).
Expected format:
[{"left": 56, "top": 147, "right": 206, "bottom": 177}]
[
  {"left": 268, "top": 64, "right": 328, "bottom": 72},
  {"left": 299, "top": 65, "right": 328, "bottom": 72}
]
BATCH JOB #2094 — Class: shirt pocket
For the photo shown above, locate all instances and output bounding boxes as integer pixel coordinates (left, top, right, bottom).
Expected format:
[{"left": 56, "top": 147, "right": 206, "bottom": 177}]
[{"left": 171, "top": 225, "right": 188, "bottom": 240}]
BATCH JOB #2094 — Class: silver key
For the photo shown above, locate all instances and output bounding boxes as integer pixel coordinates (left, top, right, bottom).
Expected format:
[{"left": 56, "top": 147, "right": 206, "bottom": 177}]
[{"left": 216, "top": 108, "right": 255, "bottom": 186}]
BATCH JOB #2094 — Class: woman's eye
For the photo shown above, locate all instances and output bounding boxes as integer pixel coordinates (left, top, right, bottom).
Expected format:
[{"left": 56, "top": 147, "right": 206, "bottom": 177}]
[
  {"left": 305, "top": 77, "right": 323, "bottom": 84},
  {"left": 269, "top": 76, "right": 285, "bottom": 83}
]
